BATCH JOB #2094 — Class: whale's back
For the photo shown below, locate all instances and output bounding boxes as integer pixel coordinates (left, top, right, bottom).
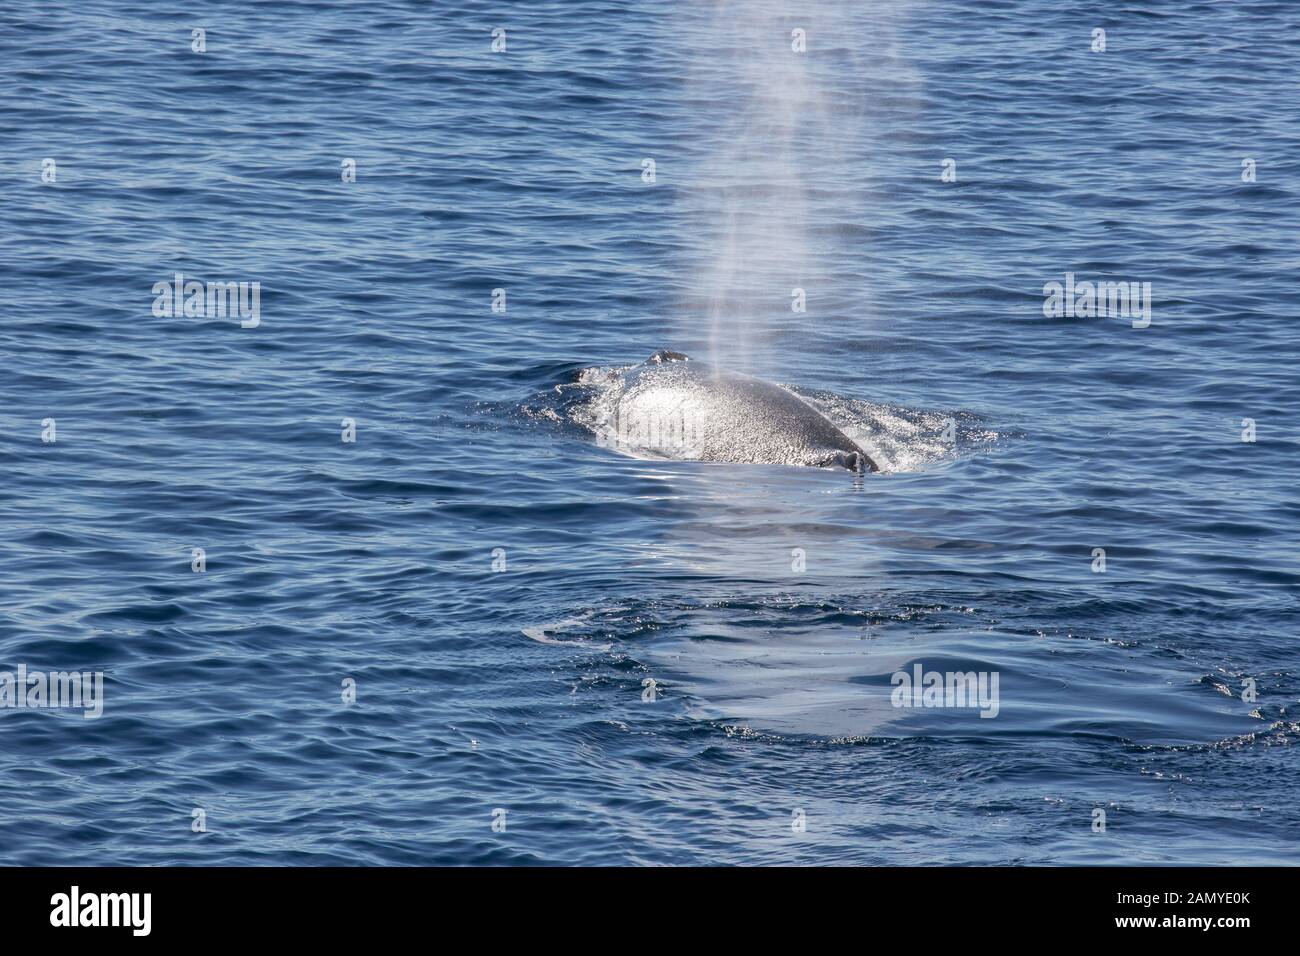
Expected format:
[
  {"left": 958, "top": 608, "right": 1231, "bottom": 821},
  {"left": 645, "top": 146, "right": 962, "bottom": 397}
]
[{"left": 610, "top": 358, "right": 874, "bottom": 471}]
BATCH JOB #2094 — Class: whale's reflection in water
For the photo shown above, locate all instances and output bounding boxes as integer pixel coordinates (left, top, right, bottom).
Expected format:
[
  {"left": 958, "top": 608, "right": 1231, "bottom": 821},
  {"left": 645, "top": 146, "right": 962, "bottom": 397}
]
[{"left": 526, "top": 597, "right": 1267, "bottom": 746}]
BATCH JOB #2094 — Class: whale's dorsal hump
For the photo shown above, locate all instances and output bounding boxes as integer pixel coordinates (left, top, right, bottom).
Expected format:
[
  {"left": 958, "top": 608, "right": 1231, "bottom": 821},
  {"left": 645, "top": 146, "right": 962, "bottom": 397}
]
[{"left": 649, "top": 350, "right": 689, "bottom": 364}]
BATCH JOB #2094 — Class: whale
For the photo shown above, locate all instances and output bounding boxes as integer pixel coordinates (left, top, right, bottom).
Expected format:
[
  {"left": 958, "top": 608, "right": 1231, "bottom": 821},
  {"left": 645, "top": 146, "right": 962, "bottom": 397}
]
[{"left": 589, "top": 351, "right": 879, "bottom": 472}]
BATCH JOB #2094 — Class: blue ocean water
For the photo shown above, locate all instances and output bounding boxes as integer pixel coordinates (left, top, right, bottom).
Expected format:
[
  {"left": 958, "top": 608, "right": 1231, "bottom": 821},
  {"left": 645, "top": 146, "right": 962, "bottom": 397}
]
[{"left": 1, "top": 0, "right": 1298, "bottom": 865}]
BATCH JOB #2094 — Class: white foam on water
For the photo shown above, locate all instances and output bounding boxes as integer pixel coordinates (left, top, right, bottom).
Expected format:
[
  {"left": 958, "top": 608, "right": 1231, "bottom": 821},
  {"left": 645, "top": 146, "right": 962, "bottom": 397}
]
[{"left": 522, "top": 612, "right": 614, "bottom": 651}]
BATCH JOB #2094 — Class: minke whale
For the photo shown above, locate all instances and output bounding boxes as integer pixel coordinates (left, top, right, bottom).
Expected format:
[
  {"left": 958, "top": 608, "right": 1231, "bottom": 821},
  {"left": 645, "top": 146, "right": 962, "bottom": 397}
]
[{"left": 587, "top": 351, "right": 879, "bottom": 473}]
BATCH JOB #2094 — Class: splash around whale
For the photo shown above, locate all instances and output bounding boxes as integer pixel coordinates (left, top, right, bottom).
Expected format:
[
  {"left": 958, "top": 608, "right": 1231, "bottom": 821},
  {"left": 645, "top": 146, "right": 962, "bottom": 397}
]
[{"left": 578, "top": 351, "right": 880, "bottom": 473}]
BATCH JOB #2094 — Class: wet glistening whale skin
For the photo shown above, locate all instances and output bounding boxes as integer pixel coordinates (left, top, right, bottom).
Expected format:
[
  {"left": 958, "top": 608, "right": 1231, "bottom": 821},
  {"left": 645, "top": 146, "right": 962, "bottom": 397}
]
[{"left": 591, "top": 351, "right": 879, "bottom": 472}]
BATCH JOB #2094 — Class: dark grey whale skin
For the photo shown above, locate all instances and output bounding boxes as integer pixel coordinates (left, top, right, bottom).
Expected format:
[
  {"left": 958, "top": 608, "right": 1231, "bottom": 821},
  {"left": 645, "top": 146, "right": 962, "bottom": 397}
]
[{"left": 608, "top": 352, "right": 879, "bottom": 472}]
